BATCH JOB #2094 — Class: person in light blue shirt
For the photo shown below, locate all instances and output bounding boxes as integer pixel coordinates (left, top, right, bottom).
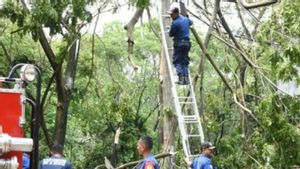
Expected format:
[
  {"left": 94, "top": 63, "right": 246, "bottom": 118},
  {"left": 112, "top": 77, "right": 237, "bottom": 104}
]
[
  {"left": 185, "top": 141, "right": 217, "bottom": 169},
  {"left": 168, "top": 6, "right": 193, "bottom": 85},
  {"left": 39, "top": 144, "right": 72, "bottom": 169}
]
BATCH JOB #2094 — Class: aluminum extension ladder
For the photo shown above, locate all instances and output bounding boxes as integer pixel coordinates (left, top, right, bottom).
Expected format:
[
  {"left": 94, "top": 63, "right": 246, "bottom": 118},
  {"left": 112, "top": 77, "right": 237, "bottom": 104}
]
[{"left": 158, "top": 8, "right": 205, "bottom": 160}]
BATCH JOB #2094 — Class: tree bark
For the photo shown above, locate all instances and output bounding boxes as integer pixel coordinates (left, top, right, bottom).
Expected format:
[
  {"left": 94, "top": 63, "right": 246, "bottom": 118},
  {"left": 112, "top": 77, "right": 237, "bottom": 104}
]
[
  {"left": 159, "top": 1, "right": 177, "bottom": 168},
  {"left": 124, "top": 7, "right": 144, "bottom": 70},
  {"left": 54, "top": 39, "right": 80, "bottom": 146},
  {"left": 124, "top": 8, "right": 144, "bottom": 44},
  {"left": 37, "top": 28, "right": 58, "bottom": 70}
]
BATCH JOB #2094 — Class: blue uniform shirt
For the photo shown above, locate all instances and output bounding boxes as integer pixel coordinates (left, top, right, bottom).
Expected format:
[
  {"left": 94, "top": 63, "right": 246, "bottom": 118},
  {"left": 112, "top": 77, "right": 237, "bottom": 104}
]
[
  {"left": 169, "top": 15, "right": 193, "bottom": 41},
  {"left": 191, "top": 154, "right": 214, "bottom": 169},
  {"left": 136, "top": 153, "right": 160, "bottom": 169},
  {"left": 39, "top": 156, "right": 72, "bottom": 169},
  {"left": 22, "top": 153, "right": 30, "bottom": 169}
]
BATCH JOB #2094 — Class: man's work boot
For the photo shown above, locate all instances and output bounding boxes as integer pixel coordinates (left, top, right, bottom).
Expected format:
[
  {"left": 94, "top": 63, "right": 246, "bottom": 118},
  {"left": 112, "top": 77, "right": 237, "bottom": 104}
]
[
  {"left": 184, "top": 75, "right": 190, "bottom": 85},
  {"left": 176, "top": 74, "right": 184, "bottom": 85}
]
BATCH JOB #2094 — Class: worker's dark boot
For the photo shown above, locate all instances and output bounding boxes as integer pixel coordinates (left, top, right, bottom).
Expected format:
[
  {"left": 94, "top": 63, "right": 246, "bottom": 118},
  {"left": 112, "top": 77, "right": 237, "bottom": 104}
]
[
  {"left": 183, "top": 75, "right": 190, "bottom": 85},
  {"left": 176, "top": 74, "right": 184, "bottom": 85}
]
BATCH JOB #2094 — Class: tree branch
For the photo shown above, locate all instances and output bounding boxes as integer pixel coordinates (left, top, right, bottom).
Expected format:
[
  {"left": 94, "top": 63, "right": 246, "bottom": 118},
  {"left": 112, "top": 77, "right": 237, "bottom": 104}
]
[
  {"left": 193, "top": 0, "right": 221, "bottom": 140},
  {"left": 135, "top": 84, "right": 147, "bottom": 125},
  {"left": 37, "top": 28, "right": 58, "bottom": 70},
  {"left": 251, "top": 8, "right": 267, "bottom": 37},
  {"left": 236, "top": 0, "right": 277, "bottom": 9},
  {"left": 141, "top": 102, "right": 160, "bottom": 125},
  {"left": 94, "top": 152, "right": 176, "bottom": 169},
  {"left": 217, "top": 8, "right": 257, "bottom": 68},
  {"left": 191, "top": 27, "right": 234, "bottom": 93},
  {"left": 124, "top": 7, "right": 144, "bottom": 70},
  {"left": 0, "top": 41, "right": 12, "bottom": 66},
  {"left": 146, "top": 7, "right": 161, "bottom": 41},
  {"left": 82, "top": 8, "right": 101, "bottom": 96},
  {"left": 233, "top": 94, "right": 258, "bottom": 123},
  {"left": 40, "top": 71, "right": 56, "bottom": 147},
  {"left": 236, "top": 2, "right": 252, "bottom": 40}
]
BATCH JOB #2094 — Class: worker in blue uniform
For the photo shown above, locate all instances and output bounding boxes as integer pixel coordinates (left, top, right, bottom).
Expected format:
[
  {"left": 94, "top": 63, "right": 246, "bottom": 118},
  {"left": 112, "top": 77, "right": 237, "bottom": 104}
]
[
  {"left": 168, "top": 5, "right": 193, "bottom": 85},
  {"left": 185, "top": 141, "right": 217, "bottom": 169},
  {"left": 136, "top": 136, "right": 160, "bottom": 169},
  {"left": 39, "top": 144, "right": 72, "bottom": 169}
]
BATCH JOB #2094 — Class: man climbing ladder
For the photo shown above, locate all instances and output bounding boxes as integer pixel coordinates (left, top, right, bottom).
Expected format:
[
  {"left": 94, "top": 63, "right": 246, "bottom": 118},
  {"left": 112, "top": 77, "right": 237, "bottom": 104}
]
[
  {"left": 168, "top": 4, "right": 192, "bottom": 85},
  {"left": 159, "top": 0, "right": 205, "bottom": 163}
]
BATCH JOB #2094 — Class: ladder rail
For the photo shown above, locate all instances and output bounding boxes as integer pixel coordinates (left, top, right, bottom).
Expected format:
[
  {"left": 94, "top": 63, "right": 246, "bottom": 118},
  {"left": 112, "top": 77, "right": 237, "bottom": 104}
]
[
  {"left": 158, "top": 9, "right": 191, "bottom": 157},
  {"left": 187, "top": 74, "right": 205, "bottom": 142},
  {"left": 158, "top": 3, "right": 205, "bottom": 160}
]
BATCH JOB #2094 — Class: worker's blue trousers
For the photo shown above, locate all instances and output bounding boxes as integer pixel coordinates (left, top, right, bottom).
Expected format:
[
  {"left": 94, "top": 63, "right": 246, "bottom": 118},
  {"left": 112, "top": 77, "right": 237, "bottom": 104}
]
[{"left": 173, "top": 39, "right": 191, "bottom": 76}]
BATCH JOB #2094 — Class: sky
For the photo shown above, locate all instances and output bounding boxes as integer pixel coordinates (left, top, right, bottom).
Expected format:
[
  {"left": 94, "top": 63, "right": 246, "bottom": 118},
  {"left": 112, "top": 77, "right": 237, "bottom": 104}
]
[
  {"left": 81, "top": 0, "right": 263, "bottom": 37},
  {"left": 84, "top": 1, "right": 215, "bottom": 33},
  {"left": 0, "top": 0, "right": 257, "bottom": 36}
]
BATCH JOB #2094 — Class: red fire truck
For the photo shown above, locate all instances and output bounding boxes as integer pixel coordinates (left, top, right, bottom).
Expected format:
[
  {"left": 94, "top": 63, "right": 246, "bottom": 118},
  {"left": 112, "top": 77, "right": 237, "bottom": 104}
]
[{"left": 0, "top": 64, "right": 40, "bottom": 169}]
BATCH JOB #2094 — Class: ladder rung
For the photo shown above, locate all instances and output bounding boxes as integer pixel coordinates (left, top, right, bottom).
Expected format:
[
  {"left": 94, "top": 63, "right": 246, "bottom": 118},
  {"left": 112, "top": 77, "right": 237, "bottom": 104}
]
[
  {"left": 178, "top": 98, "right": 193, "bottom": 101},
  {"left": 161, "top": 14, "right": 170, "bottom": 17},
  {"left": 179, "top": 101, "right": 195, "bottom": 104},
  {"left": 188, "top": 154, "right": 200, "bottom": 159},
  {"left": 178, "top": 97, "right": 193, "bottom": 99},
  {"left": 188, "top": 134, "right": 202, "bottom": 137},
  {"left": 183, "top": 115, "right": 197, "bottom": 120},
  {"left": 182, "top": 116, "right": 198, "bottom": 123},
  {"left": 175, "top": 84, "right": 192, "bottom": 87},
  {"left": 184, "top": 120, "right": 198, "bottom": 124}
]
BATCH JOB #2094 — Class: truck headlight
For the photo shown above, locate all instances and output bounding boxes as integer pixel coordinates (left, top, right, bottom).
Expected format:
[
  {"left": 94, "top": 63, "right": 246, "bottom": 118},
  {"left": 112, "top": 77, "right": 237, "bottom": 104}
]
[{"left": 20, "top": 64, "right": 36, "bottom": 82}]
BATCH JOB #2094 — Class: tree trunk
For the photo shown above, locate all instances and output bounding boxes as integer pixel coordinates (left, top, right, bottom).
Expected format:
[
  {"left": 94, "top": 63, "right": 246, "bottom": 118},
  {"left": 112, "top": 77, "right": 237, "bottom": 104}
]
[
  {"left": 20, "top": 0, "right": 83, "bottom": 153},
  {"left": 54, "top": 39, "right": 80, "bottom": 146},
  {"left": 159, "top": 1, "right": 176, "bottom": 168}
]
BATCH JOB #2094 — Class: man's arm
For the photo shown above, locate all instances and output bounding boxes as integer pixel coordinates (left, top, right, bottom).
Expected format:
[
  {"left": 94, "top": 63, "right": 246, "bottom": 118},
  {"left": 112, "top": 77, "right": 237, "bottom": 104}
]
[
  {"left": 184, "top": 158, "right": 193, "bottom": 168},
  {"left": 188, "top": 18, "right": 193, "bottom": 26},
  {"left": 169, "top": 22, "right": 177, "bottom": 37},
  {"left": 185, "top": 158, "right": 198, "bottom": 169}
]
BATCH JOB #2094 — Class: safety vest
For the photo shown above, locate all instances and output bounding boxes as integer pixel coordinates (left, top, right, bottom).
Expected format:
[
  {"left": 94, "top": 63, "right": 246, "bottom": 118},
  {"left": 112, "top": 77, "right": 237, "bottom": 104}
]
[{"left": 136, "top": 153, "right": 160, "bottom": 169}]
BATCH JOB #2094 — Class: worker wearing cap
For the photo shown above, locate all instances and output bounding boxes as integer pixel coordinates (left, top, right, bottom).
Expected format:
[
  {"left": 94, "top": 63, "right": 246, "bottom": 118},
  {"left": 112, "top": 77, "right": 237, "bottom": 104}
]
[
  {"left": 136, "top": 136, "right": 160, "bottom": 169},
  {"left": 168, "top": 4, "right": 193, "bottom": 85},
  {"left": 185, "top": 141, "right": 217, "bottom": 169}
]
